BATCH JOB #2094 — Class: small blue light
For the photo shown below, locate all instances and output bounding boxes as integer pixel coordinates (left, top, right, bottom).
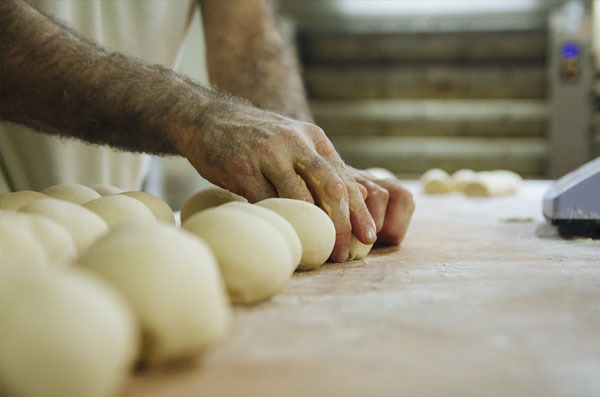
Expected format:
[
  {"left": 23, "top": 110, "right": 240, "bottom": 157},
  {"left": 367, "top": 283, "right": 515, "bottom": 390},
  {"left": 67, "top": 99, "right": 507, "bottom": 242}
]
[{"left": 561, "top": 42, "right": 581, "bottom": 60}]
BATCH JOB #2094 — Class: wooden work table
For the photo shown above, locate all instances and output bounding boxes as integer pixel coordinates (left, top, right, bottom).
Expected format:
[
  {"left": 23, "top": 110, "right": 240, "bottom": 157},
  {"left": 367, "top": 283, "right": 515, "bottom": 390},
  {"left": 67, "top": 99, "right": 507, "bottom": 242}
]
[{"left": 125, "top": 181, "right": 599, "bottom": 397}]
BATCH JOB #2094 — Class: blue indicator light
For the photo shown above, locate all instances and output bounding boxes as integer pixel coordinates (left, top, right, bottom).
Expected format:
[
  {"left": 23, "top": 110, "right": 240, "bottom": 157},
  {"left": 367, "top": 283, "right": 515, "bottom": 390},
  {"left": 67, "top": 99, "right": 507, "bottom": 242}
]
[{"left": 561, "top": 42, "right": 580, "bottom": 60}]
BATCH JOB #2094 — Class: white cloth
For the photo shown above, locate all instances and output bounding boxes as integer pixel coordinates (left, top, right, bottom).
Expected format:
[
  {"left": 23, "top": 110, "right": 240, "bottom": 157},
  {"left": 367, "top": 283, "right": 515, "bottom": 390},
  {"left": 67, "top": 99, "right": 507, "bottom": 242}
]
[{"left": 0, "top": 0, "right": 198, "bottom": 193}]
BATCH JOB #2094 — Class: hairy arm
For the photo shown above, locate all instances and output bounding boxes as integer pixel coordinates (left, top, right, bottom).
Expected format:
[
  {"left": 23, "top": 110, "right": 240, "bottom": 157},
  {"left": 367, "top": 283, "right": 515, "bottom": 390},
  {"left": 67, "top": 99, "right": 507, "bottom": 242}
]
[
  {"left": 199, "top": 0, "right": 312, "bottom": 122},
  {"left": 0, "top": 0, "right": 219, "bottom": 155}
]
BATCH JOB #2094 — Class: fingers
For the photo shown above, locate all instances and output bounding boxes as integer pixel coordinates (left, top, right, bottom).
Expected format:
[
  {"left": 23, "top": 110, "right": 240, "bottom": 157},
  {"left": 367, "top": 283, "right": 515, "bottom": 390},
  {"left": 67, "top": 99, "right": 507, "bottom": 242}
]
[
  {"left": 262, "top": 166, "right": 314, "bottom": 204},
  {"left": 353, "top": 175, "right": 389, "bottom": 233},
  {"left": 373, "top": 179, "right": 415, "bottom": 246}
]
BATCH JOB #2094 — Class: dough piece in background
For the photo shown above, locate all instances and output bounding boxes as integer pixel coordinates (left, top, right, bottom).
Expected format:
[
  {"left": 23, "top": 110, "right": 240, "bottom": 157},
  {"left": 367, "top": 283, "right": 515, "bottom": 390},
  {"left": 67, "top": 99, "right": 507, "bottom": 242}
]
[
  {"left": 420, "top": 169, "right": 452, "bottom": 194},
  {"left": 0, "top": 190, "right": 48, "bottom": 211},
  {"left": 256, "top": 198, "right": 336, "bottom": 270},
  {"left": 365, "top": 167, "right": 397, "bottom": 180},
  {"left": 348, "top": 236, "right": 374, "bottom": 261},
  {"left": 83, "top": 195, "right": 156, "bottom": 229},
  {"left": 183, "top": 206, "right": 295, "bottom": 304},
  {"left": 89, "top": 184, "right": 124, "bottom": 196},
  {"left": 180, "top": 187, "right": 247, "bottom": 224},
  {"left": 222, "top": 202, "right": 302, "bottom": 270},
  {"left": 0, "top": 211, "right": 77, "bottom": 269},
  {"left": 43, "top": 184, "right": 101, "bottom": 204},
  {"left": 450, "top": 169, "right": 478, "bottom": 192},
  {"left": 21, "top": 198, "right": 109, "bottom": 254},
  {"left": 464, "top": 170, "right": 523, "bottom": 197},
  {"left": 78, "top": 223, "right": 231, "bottom": 366},
  {"left": 0, "top": 268, "right": 138, "bottom": 397},
  {"left": 120, "top": 191, "right": 175, "bottom": 225}
]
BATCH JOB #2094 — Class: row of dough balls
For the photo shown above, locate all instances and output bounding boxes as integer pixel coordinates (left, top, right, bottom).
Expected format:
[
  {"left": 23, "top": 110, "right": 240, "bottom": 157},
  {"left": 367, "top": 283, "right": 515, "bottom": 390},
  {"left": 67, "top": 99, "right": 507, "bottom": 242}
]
[
  {"left": 420, "top": 169, "right": 523, "bottom": 196},
  {"left": 0, "top": 183, "right": 375, "bottom": 397}
]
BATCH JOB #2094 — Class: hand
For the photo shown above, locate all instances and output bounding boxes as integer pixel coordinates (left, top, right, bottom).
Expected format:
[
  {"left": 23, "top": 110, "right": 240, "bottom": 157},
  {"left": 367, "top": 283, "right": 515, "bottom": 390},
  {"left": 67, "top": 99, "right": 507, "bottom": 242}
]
[
  {"left": 348, "top": 167, "right": 415, "bottom": 246},
  {"left": 178, "top": 101, "right": 377, "bottom": 262}
]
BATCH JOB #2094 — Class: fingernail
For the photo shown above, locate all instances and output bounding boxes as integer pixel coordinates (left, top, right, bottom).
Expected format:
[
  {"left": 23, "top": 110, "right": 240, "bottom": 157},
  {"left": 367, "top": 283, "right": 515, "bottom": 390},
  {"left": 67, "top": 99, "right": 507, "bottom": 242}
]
[{"left": 366, "top": 223, "right": 377, "bottom": 243}]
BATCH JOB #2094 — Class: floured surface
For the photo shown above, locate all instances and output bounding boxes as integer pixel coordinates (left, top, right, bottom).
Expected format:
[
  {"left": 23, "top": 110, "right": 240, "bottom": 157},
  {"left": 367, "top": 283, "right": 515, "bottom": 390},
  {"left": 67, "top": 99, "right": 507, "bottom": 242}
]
[{"left": 125, "top": 181, "right": 600, "bottom": 397}]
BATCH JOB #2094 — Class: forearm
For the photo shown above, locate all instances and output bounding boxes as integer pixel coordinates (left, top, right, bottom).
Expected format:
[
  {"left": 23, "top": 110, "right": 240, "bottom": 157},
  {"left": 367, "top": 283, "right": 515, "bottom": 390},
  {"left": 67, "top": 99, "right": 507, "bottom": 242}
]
[
  {"left": 0, "top": 0, "right": 221, "bottom": 156},
  {"left": 200, "top": 0, "right": 312, "bottom": 122}
]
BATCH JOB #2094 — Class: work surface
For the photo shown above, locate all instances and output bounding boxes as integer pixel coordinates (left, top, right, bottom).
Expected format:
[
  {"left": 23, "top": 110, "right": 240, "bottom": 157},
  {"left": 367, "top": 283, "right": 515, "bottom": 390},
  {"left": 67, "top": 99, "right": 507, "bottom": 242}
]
[{"left": 126, "top": 181, "right": 599, "bottom": 397}]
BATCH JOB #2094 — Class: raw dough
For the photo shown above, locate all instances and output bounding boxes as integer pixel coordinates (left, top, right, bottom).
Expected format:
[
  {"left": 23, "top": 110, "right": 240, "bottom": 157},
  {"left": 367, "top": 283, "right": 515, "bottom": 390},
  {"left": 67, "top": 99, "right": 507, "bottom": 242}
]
[
  {"left": 89, "top": 184, "right": 124, "bottom": 196},
  {"left": 0, "top": 268, "right": 137, "bottom": 397},
  {"left": 450, "top": 169, "right": 478, "bottom": 192},
  {"left": 420, "top": 169, "right": 451, "bottom": 194},
  {"left": 180, "top": 187, "right": 247, "bottom": 224},
  {"left": 0, "top": 212, "right": 48, "bottom": 272},
  {"left": 348, "top": 235, "right": 374, "bottom": 261},
  {"left": 464, "top": 170, "right": 522, "bottom": 197},
  {"left": 256, "top": 198, "right": 336, "bottom": 270},
  {"left": 43, "top": 183, "right": 101, "bottom": 204},
  {"left": 21, "top": 198, "right": 109, "bottom": 254},
  {"left": 222, "top": 202, "right": 302, "bottom": 269},
  {"left": 83, "top": 195, "right": 156, "bottom": 229},
  {"left": 0, "top": 211, "right": 77, "bottom": 269},
  {"left": 0, "top": 190, "right": 48, "bottom": 211},
  {"left": 183, "top": 206, "right": 295, "bottom": 304},
  {"left": 120, "top": 191, "right": 175, "bottom": 225},
  {"left": 78, "top": 223, "right": 231, "bottom": 365}
]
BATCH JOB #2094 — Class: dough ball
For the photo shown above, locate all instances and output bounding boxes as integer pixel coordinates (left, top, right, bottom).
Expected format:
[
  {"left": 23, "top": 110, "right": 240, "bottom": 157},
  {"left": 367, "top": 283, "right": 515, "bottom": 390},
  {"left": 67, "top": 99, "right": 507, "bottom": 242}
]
[
  {"left": 0, "top": 211, "right": 77, "bottom": 269},
  {"left": 0, "top": 190, "right": 48, "bottom": 211},
  {"left": 420, "top": 168, "right": 451, "bottom": 194},
  {"left": 222, "top": 202, "right": 302, "bottom": 269},
  {"left": 183, "top": 206, "right": 295, "bottom": 304},
  {"left": 450, "top": 169, "right": 477, "bottom": 192},
  {"left": 0, "top": 211, "right": 48, "bottom": 272},
  {"left": 89, "top": 184, "right": 124, "bottom": 196},
  {"left": 78, "top": 223, "right": 231, "bottom": 365},
  {"left": 43, "top": 183, "right": 101, "bottom": 204},
  {"left": 256, "top": 198, "right": 336, "bottom": 271},
  {"left": 464, "top": 170, "right": 523, "bottom": 197},
  {"left": 21, "top": 198, "right": 109, "bottom": 254},
  {"left": 83, "top": 195, "right": 156, "bottom": 229},
  {"left": 0, "top": 268, "right": 137, "bottom": 397},
  {"left": 348, "top": 235, "right": 374, "bottom": 261},
  {"left": 180, "top": 187, "right": 247, "bottom": 224},
  {"left": 120, "top": 191, "right": 175, "bottom": 225},
  {"left": 365, "top": 167, "right": 396, "bottom": 180}
]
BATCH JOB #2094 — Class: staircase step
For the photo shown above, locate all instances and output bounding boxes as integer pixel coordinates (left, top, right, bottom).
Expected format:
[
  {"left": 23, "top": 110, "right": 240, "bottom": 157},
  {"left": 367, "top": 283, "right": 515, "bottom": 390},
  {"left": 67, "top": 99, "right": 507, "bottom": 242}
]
[
  {"left": 329, "top": 136, "right": 548, "bottom": 177},
  {"left": 312, "top": 99, "right": 548, "bottom": 137},
  {"left": 305, "top": 64, "right": 546, "bottom": 99}
]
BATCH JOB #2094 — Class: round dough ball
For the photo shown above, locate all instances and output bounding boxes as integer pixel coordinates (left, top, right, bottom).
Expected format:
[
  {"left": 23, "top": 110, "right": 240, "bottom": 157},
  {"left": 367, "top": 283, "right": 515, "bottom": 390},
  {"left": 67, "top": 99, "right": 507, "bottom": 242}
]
[
  {"left": 0, "top": 211, "right": 77, "bottom": 269},
  {"left": 420, "top": 169, "right": 451, "bottom": 194},
  {"left": 0, "top": 190, "right": 48, "bottom": 211},
  {"left": 83, "top": 195, "right": 156, "bottom": 229},
  {"left": 0, "top": 269, "right": 138, "bottom": 397},
  {"left": 183, "top": 206, "right": 295, "bottom": 304},
  {"left": 450, "top": 169, "right": 478, "bottom": 192},
  {"left": 78, "top": 223, "right": 231, "bottom": 365},
  {"left": 43, "top": 184, "right": 101, "bottom": 204},
  {"left": 120, "top": 191, "right": 175, "bottom": 225},
  {"left": 348, "top": 235, "right": 374, "bottom": 261},
  {"left": 0, "top": 212, "right": 48, "bottom": 272},
  {"left": 464, "top": 170, "right": 523, "bottom": 197},
  {"left": 21, "top": 198, "right": 109, "bottom": 254},
  {"left": 222, "top": 202, "right": 302, "bottom": 270},
  {"left": 180, "top": 187, "right": 247, "bottom": 224},
  {"left": 89, "top": 184, "right": 124, "bottom": 196},
  {"left": 256, "top": 198, "right": 336, "bottom": 271}
]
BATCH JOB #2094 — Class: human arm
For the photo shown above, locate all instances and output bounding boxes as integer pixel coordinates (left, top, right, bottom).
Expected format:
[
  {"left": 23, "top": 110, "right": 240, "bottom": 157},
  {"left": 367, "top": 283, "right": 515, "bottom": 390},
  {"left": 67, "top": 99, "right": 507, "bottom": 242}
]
[
  {"left": 0, "top": 0, "right": 376, "bottom": 261},
  {"left": 199, "top": 0, "right": 414, "bottom": 251}
]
